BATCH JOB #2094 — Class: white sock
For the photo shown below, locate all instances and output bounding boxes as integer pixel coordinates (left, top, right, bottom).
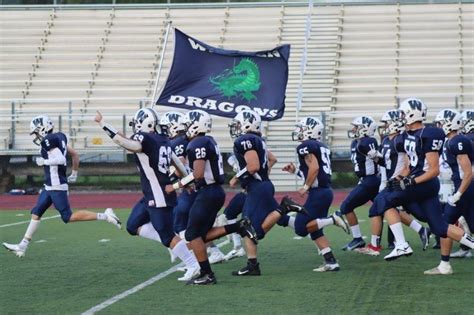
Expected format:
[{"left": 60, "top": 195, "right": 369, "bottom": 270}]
[
  {"left": 19, "top": 238, "right": 30, "bottom": 249},
  {"left": 172, "top": 240, "right": 198, "bottom": 268},
  {"left": 24, "top": 219, "right": 41, "bottom": 241},
  {"left": 138, "top": 222, "right": 162, "bottom": 243},
  {"left": 409, "top": 220, "right": 422, "bottom": 233},
  {"left": 232, "top": 233, "right": 242, "bottom": 249},
  {"left": 371, "top": 235, "right": 380, "bottom": 247},
  {"left": 350, "top": 225, "right": 362, "bottom": 238},
  {"left": 288, "top": 216, "right": 296, "bottom": 230},
  {"left": 459, "top": 233, "right": 474, "bottom": 249},
  {"left": 96, "top": 213, "right": 107, "bottom": 221},
  {"left": 439, "top": 260, "right": 451, "bottom": 269},
  {"left": 320, "top": 247, "right": 331, "bottom": 255},
  {"left": 389, "top": 222, "right": 407, "bottom": 245},
  {"left": 316, "top": 218, "right": 333, "bottom": 229}
]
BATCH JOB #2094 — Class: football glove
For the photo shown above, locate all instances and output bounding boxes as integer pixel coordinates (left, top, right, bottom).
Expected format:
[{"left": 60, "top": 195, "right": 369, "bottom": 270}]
[
  {"left": 367, "top": 149, "right": 383, "bottom": 160},
  {"left": 36, "top": 157, "right": 45, "bottom": 166},
  {"left": 67, "top": 170, "right": 78, "bottom": 183},
  {"left": 388, "top": 176, "right": 416, "bottom": 191},
  {"left": 447, "top": 191, "right": 462, "bottom": 206}
]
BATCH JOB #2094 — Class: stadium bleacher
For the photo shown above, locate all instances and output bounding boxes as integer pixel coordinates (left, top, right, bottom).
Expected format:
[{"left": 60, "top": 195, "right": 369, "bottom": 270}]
[{"left": 0, "top": 2, "right": 472, "bottom": 190}]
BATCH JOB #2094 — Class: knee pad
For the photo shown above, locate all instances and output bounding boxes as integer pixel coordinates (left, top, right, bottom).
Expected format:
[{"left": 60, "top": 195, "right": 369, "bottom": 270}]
[
  {"left": 431, "top": 223, "right": 448, "bottom": 239},
  {"left": 310, "top": 229, "right": 324, "bottom": 240},
  {"left": 254, "top": 225, "right": 266, "bottom": 241},
  {"left": 294, "top": 219, "right": 309, "bottom": 238},
  {"left": 126, "top": 221, "right": 139, "bottom": 236},
  {"left": 157, "top": 229, "right": 174, "bottom": 248},
  {"left": 184, "top": 226, "right": 199, "bottom": 242},
  {"left": 60, "top": 212, "right": 72, "bottom": 224}
]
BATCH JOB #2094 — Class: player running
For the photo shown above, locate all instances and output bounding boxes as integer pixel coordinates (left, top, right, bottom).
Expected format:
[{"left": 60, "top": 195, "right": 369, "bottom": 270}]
[
  {"left": 3, "top": 115, "right": 121, "bottom": 258},
  {"left": 281, "top": 116, "right": 350, "bottom": 271}
]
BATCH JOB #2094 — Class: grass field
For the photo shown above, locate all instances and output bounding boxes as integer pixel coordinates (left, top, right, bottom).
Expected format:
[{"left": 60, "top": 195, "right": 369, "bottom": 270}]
[{"left": 1, "top": 208, "right": 473, "bottom": 314}]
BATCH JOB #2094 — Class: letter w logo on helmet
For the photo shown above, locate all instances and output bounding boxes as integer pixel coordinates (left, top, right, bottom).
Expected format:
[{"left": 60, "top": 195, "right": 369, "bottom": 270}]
[
  {"left": 306, "top": 117, "right": 318, "bottom": 128},
  {"left": 388, "top": 110, "right": 400, "bottom": 121},
  {"left": 362, "top": 116, "right": 373, "bottom": 125},
  {"left": 167, "top": 113, "right": 181, "bottom": 122},
  {"left": 189, "top": 111, "right": 202, "bottom": 122},
  {"left": 443, "top": 110, "right": 456, "bottom": 121},
  {"left": 242, "top": 111, "right": 256, "bottom": 123},
  {"left": 408, "top": 100, "right": 423, "bottom": 111}
]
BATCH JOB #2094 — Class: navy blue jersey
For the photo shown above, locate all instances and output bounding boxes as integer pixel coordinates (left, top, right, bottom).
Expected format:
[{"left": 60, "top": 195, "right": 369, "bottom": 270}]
[
  {"left": 442, "top": 134, "right": 473, "bottom": 186},
  {"left": 132, "top": 132, "right": 176, "bottom": 208},
  {"left": 233, "top": 133, "right": 269, "bottom": 187},
  {"left": 380, "top": 134, "right": 405, "bottom": 180},
  {"left": 170, "top": 134, "right": 189, "bottom": 159},
  {"left": 296, "top": 139, "right": 332, "bottom": 188},
  {"left": 187, "top": 135, "right": 224, "bottom": 189},
  {"left": 350, "top": 136, "right": 379, "bottom": 178},
  {"left": 465, "top": 132, "right": 474, "bottom": 147},
  {"left": 396, "top": 127, "right": 445, "bottom": 177},
  {"left": 40, "top": 132, "right": 68, "bottom": 190}
]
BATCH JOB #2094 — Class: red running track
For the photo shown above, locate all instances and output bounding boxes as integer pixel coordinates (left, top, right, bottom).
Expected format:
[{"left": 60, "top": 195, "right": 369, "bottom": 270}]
[{"left": 0, "top": 190, "right": 349, "bottom": 210}]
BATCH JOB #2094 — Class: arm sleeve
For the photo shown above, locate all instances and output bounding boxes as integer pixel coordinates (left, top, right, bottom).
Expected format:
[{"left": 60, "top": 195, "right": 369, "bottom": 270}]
[
  {"left": 114, "top": 133, "right": 143, "bottom": 152},
  {"left": 45, "top": 147, "right": 66, "bottom": 166},
  {"left": 171, "top": 152, "right": 189, "bottom": 176}
]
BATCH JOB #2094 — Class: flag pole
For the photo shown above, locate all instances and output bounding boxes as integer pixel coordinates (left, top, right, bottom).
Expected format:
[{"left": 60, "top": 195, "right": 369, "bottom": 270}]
[{"left": 151, "top": 21, "right": 172, "bottom": 108}]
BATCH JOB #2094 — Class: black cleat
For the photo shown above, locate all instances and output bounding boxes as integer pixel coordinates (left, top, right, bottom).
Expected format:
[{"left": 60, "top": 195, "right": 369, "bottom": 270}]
[
  {"left": 186, "top": 272, "right": 217, "bottom": 285},
  {"left": 279, "top": 196, "right": 309, "bottom": 215},
  {"left": 419, "top": 227, "right": 431, "bottom": 251},
  {"left": 232, "top": 262, "right": 261, "bottom": 276},
  {"left": 237, "top": 217, "right": 258, "bottom": 245}
]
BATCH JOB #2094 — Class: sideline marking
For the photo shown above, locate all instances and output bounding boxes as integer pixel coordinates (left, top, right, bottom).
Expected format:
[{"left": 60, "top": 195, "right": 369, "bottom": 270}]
[
  {"left": 0, "top": 215, "right": 60, "bottom": 228},
  {"left": 81, "top": 240, "right": 230, "bottom": 315}
]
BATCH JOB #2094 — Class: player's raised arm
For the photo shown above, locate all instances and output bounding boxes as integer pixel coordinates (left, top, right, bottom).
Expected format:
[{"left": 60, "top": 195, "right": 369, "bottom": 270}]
[{"left": 94, "top": 110, "right": 142, "bottom": 153}]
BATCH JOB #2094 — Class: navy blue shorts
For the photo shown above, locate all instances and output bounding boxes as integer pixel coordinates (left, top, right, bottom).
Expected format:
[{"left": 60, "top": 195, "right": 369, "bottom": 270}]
[
  {"left": 224, "top": 192, "right": 246, "bottom": 220},
  {"left": 243, "top": 180, "right": 279, "bottom": 240},
  {"left": 340, "top": 175, "right": 380, "bottom": 215},
  {"left": 126, "top": 197, "right": 175, "bottom": 247},
  {"left": 31, "top": 190, "right": 72, "bottom": 223},
  {"left": 173, "top": 189, "right": 197, "bottom": 234},
  {"left": 369, "top": 189, "right": 390, "bottom": 218},
  {"left": 295, "top": 187, "right": 333, "bottom": 240},
  {"left": 444, "top": 181, "right": 474, "bottom": 231},
  {"left": 185, "top": 184, "right": 226, "bottom": 242}
]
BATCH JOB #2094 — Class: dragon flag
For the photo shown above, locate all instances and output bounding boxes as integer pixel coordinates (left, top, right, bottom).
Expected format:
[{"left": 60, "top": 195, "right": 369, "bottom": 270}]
[{"left": 156, "top": 28, "right": 290, "bottom": 121}]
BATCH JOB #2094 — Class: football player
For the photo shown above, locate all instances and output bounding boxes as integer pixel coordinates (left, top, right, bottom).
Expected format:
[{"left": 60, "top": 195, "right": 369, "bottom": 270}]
[
  {"left": 357, "top": 109, "right": 430, "bottom": 256},
  {"left": 95, "top": 108, "right": 200, "bottom": 281},
  {"left": 431, "top": 109, "right": 473, "bottom": 269},
  {"left": 165, "top": 109, "right": 257, "bottom": 285},
  {"left": 281, "top": 117, "right": 350, "bottom": 271},
  {"left": 338, "top": 116, "right": 381, "bottom": 250},
  {"left": 228, "top": 109, "right": 308, "bottom": 276},
  {"left": 3, "top": 115, "right": 121, "bottom": 258},
  {"left": 375, "top": 98, "right": 474, "bottom": 270}
]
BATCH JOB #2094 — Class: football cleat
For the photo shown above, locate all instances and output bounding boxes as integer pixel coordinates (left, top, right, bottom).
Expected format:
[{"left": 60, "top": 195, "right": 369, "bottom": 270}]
[
  {"left": 208, "top": 248, "right": 226, "bottom": 264},
  {"left": 342, "top": 237, "right": 366, "bottom": 251},
  {"left": 384, "top": 242, "right": 413, "bottom": 261},
  {"left": 279, "top": 196, "right": 309, "bottom": 215},
  {"left": 224, "top": 247, "right": 246, "bottom": 261},
  {"left": 232, "top": 262, "right": 261, "bottom": 276},
  {"left": 178, "top": 265, "right": 200, "bottom": 281},
  {"left": 387, "top": 243, "right": 395, "bottom": 250},
  {"left": 237, "top": 217, "right": 258, "bottom": 245},
  {"left": 450, "top": 249, "right": 473, "bottom": 258},
  {"left": 424, "top": 264, "right": 453, "bottom": 275},
  {"left": 354, "top": 244, "right": 381, "bottom": 256},
  {"left": 330, "top": 212, "right": 350, "bottom": 234},
  {"left": 419, "top": 227, "right": 431, "bottom": 251},
  {"left": 104, "top": 208, "right": 122, "bottom": 229},
  {"left": 3, "top": 242, "right": 26, "bottom": 258},
  {"left": 186, "top": 272, "right": 217, "bottom": 285},
  {"left": 313, "top": 262, "right": 340, "bottom": 272}
]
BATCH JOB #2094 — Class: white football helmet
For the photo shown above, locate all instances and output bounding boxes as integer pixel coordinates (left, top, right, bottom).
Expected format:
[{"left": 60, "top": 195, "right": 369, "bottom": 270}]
[
  {"left": 379, "top": 109, "right": 405, "bottom": 136},
  {"left": 461, "top": 109, "right": 473, "bottom": 134},
  {"left": 30, "top": 115, "right": 54, "bottom": 146},
  {"left": 434, "top": 109, "right": 463, "bottom": 135},
  {"left": 183, "top": 110, "right": 212, "bottom": 138},
  {"left": 399, "top": 98, "right": 427, "bottom": 125},
  {"left": 160, "top": 111, "right": 186, "bottom": 138},
  {"left": 228, "top": 109, "right": 261, "bottom": 138},
  {"left": 130, "top": 107, "right": 161, "bottom": 133},
  {"left": 348, "top": 116, "right": 376, "bottom": 139},
  {"left": 292, "top": 117, "right": 324, "bottom": 141}
]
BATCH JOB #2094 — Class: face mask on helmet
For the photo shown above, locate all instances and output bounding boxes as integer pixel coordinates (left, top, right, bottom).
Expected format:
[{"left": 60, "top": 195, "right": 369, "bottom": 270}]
[
  {"left": 399, "top": 98, "right": 427, "bottom": 126},
  {"left": 461, "top": 110, "right": 474, "bottom": 134},
  {"left": 293, "top": 117, "right": 323, "bottom": 141},
  {"left": 229, "top": 110, "right": 261, "bottom": 139},
  {"left": 129, "top": 108, "right": 160, "bottom": 134},
  {"left": 30, "top": 115, "right": 54, "bottom": 146},
  {"left": 348, "top": 116, "right": 375, "bottom": 139},
  {"left": 379, "top": 110, "right": 405, "bottom": 136},
  {"left": 160, "top": 111, "right": 185, "bottom": 138},
  {"left": 434, "top": 109, "right": 462, "bottom": 135},
  {"left": 184, "top": 110, "right": 212, "bottom": 139}
]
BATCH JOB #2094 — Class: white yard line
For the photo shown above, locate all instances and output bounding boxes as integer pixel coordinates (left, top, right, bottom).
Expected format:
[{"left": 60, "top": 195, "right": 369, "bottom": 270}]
[
  {"left": 81, "top": 239, "right": 230, "bottom": 315},
  {"left": 0, "top": 215, "right": 60, "bottom": 228}
]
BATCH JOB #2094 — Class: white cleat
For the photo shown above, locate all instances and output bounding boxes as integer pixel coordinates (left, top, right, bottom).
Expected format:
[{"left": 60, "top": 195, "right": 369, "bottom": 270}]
[
  {"left": 330, "top": 212, "right": 350, "bottom": 234},
  {"left": 450, "top": 249, "right": 473, "bottom": 258},
  {"left": 424, "top": 265, "right": 453, "bottom": 275},
  {"left": 3, "top": 242, "right": 26, "bottom": 258},
  {"left": 384, "top": 242, "right": 413, "bottom": 261},
  {"left": 224, "top": 247, "right": 246, "bottom": 261},
  {"left": 105, "top": 208, "right": 122, "bottom": 229},
  {"left": 354, "top": 245, "right": 381, "bottom": 257},
  {"left": 178, "top": 265, "right": 200, "bottom": 281},
  {"left": 208, "top": 248, "right": 226, "bottom": 264},
  {"left": 313, "top": 262, "right": 340, "bottom": 272},
  {"left": 176, "top": 266, "right": 188, "bottom": 272}
]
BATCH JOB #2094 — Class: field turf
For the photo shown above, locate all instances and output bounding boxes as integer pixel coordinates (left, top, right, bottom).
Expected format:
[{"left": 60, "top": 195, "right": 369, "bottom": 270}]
[{"left": 1, "top": 208, "right": 473, "bottom": 314}]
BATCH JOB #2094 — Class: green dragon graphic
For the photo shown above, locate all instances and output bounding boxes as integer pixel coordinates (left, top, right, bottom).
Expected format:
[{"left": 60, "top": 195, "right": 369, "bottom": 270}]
[{"left": 209, "top": 58, "right": 261, "bottom": 102}]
